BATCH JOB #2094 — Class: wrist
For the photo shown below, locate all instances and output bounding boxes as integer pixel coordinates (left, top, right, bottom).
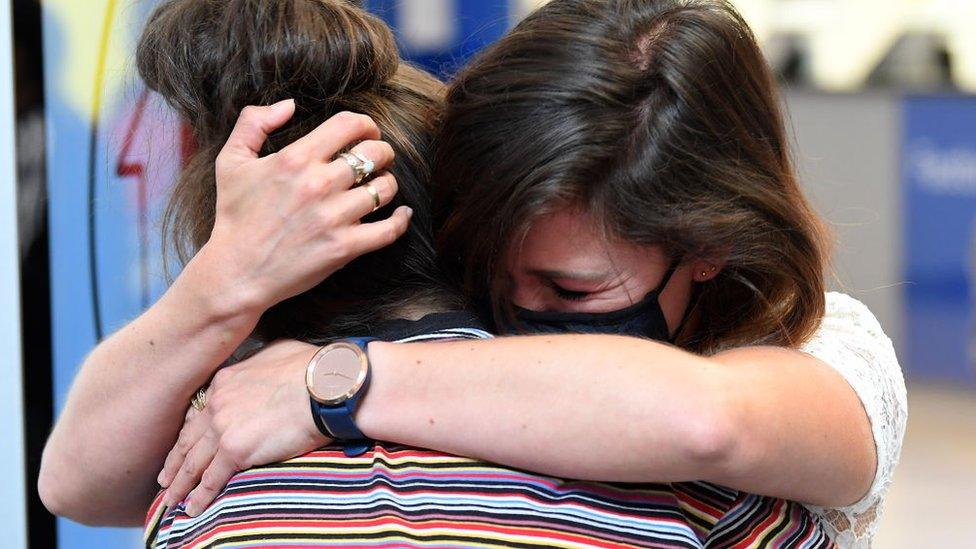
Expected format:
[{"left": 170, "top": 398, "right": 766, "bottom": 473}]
[
  {"left": 353, "top": 341, "right": 402, "bottom": 441},
  {"left": 181, "top": 244, "right": 274, "bottom": 322},
  {"left": 178, "top": 244, "right": 269, "bottom": 329},
  {"left": 304, "top": 338, "right": 376, "bottom": 456}
]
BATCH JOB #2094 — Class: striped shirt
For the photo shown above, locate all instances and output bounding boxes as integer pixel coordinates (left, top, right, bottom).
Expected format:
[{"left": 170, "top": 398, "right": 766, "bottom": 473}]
[{"left": 145, "top": 314, "right": 835, "bottom": 548}]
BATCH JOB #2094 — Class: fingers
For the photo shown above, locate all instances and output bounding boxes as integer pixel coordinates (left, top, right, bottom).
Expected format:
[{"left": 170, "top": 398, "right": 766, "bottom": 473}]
[
  {"left": 220, "top": 99, "right": 296, "bottom": 162},
  {"left": 163, "top": 430, "right": 218, "bottom": 509},
  {"left": 158, "top": 409, "right": 210, "bottom": 488},
  {"left": 290, "top": 111, "right": 382, "bottom": 164},
  {"left": 347, "top": 206, "right": 414, "bottom": 255},
  {"left": 332, "top": 172, "right": 400, "bottom": 221},
  {"left": 325, "top": 139, "right": 396, "bottom": 191},
  {"left": 184, "top": 450, "right": 241, "bottom": 517}
]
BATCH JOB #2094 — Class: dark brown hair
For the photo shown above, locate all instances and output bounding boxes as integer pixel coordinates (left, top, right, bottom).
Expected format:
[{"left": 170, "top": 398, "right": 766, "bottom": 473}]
[
  {"left": 435, "top": 0, "right": 830, "bottom": 353},
  {"left": 137, "top": 0, "right": 462, "bottom": 343}
]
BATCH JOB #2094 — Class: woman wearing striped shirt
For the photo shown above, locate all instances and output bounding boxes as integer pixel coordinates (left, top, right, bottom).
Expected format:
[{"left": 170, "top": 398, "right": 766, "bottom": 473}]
[{"left": 42, "top": 0, "right": 904, "bottom": 547}]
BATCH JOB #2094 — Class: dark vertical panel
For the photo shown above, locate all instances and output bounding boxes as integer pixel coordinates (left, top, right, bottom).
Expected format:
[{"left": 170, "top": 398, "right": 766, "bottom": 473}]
[{"left": 13, "top": 0, "right": 56, "bottom": 547}]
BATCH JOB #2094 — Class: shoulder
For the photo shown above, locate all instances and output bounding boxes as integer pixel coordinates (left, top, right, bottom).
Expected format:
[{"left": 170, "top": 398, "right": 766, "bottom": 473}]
[
  {"left": 800, "top": 292, "right": 908, "bottom": 546},
  {"left": 800, "top": 293, "right": 902, "bottom": 389},
  {"left": 799, "top": 294, "right": 907, "bottom": 424},
  {"left": 813, "top": 292, "right": 890, "bottom": 341}
]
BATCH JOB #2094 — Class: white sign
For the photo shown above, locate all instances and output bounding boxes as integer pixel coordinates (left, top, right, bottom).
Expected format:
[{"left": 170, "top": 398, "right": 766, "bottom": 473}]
[{"left": 909, "top": 139, "right": 976, "bottom": 196}]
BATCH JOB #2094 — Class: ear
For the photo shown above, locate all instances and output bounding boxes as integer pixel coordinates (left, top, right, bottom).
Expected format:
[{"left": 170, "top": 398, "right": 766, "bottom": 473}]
[{"left": 691, "top": 257, "right": 725, "bottom": 282}]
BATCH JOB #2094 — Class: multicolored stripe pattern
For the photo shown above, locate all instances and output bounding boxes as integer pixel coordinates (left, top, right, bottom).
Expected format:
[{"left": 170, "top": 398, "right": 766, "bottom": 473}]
[
  {"left": 707, "top": 494, "right": 836, "bottom": 548},
  {"left": 144, "top": 327, "right": 836, "bottom": 548}
]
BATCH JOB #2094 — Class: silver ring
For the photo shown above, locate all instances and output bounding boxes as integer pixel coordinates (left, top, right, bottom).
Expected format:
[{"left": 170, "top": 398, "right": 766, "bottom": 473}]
[
  {"left": 339, "top": 152, "right": 375, "bottom": 185},
  {"left": 350, "top": 151, "right": 376, "bottom": 175}
]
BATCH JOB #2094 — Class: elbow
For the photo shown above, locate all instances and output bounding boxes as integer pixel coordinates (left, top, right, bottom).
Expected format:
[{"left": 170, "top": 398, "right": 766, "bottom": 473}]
[
  {"left": 38, "top": 465, "right": 111, "bottom": 526},
  {"left": 39, "top": 443, "right": 153, "bottom": 527},
  {"left": 37, "top": 445, "right": 87, "bottom": 523},
  {"left": 38, "top": 445, "right": 103, "bottom": 525},
  {"left": 38, "top": 450, "right": 73, "bottom": 520}
]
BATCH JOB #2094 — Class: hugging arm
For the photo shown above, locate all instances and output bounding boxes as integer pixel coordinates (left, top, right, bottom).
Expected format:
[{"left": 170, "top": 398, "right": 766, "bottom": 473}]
[
  {"left": 36, "top": 251, "right": 262, "bottom": 526},
  {"left": 170, "top": 326, "right": 884, "bottom": 515},
  {"left": 359, "top": 335, "right": 878, "bottom": 508},
  {"left": 37, "top": 104, "right": 409, "bottom": 525}
]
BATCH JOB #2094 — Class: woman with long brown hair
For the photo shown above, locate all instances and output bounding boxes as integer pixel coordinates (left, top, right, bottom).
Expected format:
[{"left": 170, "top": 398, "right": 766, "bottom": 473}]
[
  {"left": 39, "top": 0, "right": 484, "bottom": 524},
  {"left": 44, "top": 0, "right": 904, "bottom": 547}
]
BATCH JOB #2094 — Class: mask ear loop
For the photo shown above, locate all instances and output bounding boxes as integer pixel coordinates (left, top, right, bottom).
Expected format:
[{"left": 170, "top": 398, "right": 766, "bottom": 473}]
[
  {"left": 655, "top": 259, "right": 680, "bottom": 294},
  {"left": 654, "top": 256, "right": 698, "bottom": 345},
  {"left": 668, "top": 285, "right": 703, "bottom": 345}
]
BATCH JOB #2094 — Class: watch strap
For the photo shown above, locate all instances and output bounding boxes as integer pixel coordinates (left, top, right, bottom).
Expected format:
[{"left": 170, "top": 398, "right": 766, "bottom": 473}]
[
  {"left": 312, "top": 386, "right": 366, "bottom": 441},
  {"left": 310, "top": 398, "right": 334, "bottom": 438}
]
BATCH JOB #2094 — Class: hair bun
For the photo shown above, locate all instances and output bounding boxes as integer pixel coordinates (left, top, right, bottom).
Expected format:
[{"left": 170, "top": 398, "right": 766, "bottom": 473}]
[{"left": 137, "top": 0, "right": 400, "bottom": 139}]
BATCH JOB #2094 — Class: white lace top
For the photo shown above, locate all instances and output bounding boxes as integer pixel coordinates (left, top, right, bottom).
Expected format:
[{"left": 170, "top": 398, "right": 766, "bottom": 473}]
[{"left": 798, "top": 292, "right": 908, "bottom": 548}]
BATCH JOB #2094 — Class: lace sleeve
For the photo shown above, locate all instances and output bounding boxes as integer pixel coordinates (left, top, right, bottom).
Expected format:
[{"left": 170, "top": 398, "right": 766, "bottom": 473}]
[{"left": 799, "top": 292, "right": 908, "bottom": 548}]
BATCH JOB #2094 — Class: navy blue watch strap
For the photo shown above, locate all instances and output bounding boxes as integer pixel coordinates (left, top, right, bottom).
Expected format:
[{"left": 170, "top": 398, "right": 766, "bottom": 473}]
[
  {"left": 310, "top": 398, "right": 333, "bottom": 438},
  {"left": 310, "top": 337, "right": 375, "bottom": 457}
]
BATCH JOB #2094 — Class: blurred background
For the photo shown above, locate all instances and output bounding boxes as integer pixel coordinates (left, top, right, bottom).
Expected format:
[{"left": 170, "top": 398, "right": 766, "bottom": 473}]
[{"left": 3, "top": 0, "right": 974, "bottom": 547}]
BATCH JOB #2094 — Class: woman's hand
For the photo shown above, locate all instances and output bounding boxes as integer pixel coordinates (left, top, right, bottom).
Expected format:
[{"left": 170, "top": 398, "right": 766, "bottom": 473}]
[
  {"left": 157, "top": 339, "right": 327, "bottom": 516},
  {"left": 199, "top": 100, "right": 414, "bottom": 314}
]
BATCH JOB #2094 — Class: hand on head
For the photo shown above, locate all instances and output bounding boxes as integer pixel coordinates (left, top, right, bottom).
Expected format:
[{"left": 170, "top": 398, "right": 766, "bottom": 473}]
[{"left": 197, "top": 103, "right": 413, "bottom": 314}]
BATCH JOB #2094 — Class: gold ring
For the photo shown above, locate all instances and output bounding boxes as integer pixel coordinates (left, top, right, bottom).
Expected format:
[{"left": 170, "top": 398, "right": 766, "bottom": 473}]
[
  {"left": 364, "top": 184, "right": 381, "bottom": 212},
  {"left": 190, "top": 388, "right": 208, "bottom": 411}
]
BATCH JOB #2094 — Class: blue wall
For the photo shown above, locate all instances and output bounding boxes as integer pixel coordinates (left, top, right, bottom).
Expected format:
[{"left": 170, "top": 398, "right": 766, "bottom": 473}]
[{"left": 903, "top": 96, "right": 976, "bottom": 385}]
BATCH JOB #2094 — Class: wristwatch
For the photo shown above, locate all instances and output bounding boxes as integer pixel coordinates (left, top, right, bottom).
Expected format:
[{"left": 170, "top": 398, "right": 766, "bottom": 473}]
[{"left": 305, "top": 337, "right": 375, "bottom": 456}]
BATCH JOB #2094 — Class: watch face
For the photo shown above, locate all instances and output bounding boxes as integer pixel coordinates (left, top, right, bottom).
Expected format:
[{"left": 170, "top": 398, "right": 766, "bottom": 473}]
[{"left": 306, "top": 343, "right": 368, "bottom": 405}]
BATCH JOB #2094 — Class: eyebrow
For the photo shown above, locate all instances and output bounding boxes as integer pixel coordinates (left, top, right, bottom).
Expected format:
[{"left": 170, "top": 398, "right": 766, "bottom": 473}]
[{"left": 529, "top": 269, "right": 610, "bottom": 282}]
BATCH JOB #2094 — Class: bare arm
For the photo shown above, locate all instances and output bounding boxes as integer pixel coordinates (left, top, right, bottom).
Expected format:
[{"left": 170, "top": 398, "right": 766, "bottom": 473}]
[
  {"left": 160, "top": 331, "right": 878, "bottom": 514},
  {"left": 357, "top": 335, "right": 875, "bottom": 507},
  {"left": 37, "top": 251, "right": 261, "bottom": 525},
  {"left": 37, "top": 103, "right": 410, "bottom": 525}
]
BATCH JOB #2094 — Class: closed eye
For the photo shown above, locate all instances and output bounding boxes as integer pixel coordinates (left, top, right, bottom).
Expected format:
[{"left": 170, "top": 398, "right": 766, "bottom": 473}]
[{"left": 550, "top": 283, "right": 591, "bottom": 302}]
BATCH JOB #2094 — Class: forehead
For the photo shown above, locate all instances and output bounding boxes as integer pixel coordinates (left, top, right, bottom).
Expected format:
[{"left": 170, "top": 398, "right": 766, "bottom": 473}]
[
  {"left": 511, "top": 208, "right": 667, "bottom": 274},
  {"left": 517, "top": 209, "right": 606, "bottom": 265}
]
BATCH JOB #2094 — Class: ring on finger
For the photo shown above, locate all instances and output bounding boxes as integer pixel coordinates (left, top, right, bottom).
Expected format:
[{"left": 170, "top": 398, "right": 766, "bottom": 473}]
[
  {"left": 350, "top": 151, "right": 376, "bottom": 175},
  {"left": 364, "top": 183, "right": 381, "bottom": 212},
  {"left": 190, "top": 387, "right": 208, "bottom": 411},
  {"left": 339, "top": 152, "right": 374, "bottom": 185}
]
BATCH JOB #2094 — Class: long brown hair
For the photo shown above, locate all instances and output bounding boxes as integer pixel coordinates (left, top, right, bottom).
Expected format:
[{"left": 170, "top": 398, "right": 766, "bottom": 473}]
[
  {"left": 435, "top": 0, "right": 830, "bottom": 353},
  {"left": 137, "top": 0, "right": 463, "bottom": 343}
]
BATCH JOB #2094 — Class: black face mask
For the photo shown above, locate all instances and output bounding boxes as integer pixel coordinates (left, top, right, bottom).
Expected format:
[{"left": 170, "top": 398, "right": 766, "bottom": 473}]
[{"left": 500, "top": 261, "right": 688, "bottom": 343}]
